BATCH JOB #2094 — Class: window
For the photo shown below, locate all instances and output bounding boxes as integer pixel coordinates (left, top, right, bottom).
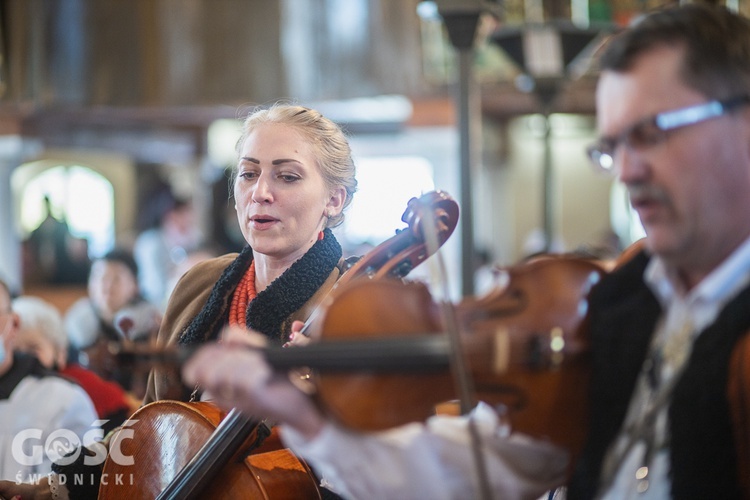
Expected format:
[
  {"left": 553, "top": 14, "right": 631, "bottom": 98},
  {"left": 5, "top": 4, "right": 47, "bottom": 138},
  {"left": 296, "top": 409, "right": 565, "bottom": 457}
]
[
  {"left": 15, "top": 163, "right": 115, "bottom": 257},
  {"left": 335, "top": 155, "right": 435, "bottom": 250}
]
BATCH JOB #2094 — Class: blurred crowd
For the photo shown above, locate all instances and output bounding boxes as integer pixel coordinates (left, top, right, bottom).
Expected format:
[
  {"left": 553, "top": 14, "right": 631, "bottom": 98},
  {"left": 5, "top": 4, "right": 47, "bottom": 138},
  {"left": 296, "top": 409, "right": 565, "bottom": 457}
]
[{"left": 1, "top": 188, "right": 218, "bottom": 481}]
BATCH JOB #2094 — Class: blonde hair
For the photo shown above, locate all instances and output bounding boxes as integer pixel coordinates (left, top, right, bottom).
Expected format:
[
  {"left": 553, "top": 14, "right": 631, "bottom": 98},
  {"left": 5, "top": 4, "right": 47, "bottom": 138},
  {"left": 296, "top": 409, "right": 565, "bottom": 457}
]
[{"left": 235, "top": 103, "right": 357, "bottom": 228}]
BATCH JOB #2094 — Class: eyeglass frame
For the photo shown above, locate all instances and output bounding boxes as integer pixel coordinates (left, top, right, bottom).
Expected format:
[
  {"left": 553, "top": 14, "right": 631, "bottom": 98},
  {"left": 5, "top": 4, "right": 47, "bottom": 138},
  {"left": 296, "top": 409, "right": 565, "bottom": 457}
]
[{"left": 586, "top": 95, "right": 750, "bottom": 173}]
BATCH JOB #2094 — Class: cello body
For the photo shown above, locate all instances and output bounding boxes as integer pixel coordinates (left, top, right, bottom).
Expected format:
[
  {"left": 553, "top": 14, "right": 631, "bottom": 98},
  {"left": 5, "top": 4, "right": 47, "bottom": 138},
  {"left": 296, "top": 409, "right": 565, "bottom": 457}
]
[{"left": 99, "top": 401, "right": 321, "bottom": 499}]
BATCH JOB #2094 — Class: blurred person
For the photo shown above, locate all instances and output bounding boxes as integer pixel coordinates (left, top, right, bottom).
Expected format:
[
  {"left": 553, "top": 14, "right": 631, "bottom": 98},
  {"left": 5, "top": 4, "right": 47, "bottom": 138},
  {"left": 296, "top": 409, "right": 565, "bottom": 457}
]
[
  {"left": 473, "top": 247, "right": 501, "bottom": 296},
  {"left": 0, "top": 278, "right": 98, "bottom": 482},
  {"left": 13, "top": 296, "right": 137, "bottom": 436},
  {"left": 162, "top": 244, "right": 219, "bottom": 306},
  {"left": 24, "top": 195, "right": 90, "bottom": 285},
  {"left": 65, "top": 249, "right": 161, "bottom": 396},
  {"left": 133, "top": 195, "right": 202, "bottom": 310}
]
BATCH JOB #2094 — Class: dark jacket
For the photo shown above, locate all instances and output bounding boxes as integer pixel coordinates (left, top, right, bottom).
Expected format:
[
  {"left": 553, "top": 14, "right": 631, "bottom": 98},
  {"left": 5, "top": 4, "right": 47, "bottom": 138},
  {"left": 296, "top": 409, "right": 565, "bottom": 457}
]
[{"left": 568, "top": 250, "right": 748, "bottom": 499}]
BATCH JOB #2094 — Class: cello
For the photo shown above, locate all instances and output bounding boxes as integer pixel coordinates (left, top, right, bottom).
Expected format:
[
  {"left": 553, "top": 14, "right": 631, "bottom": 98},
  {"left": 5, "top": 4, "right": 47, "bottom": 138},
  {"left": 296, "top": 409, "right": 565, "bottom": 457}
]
[{"left": 99, "top": 191, "right": 459, "bottom": 499}]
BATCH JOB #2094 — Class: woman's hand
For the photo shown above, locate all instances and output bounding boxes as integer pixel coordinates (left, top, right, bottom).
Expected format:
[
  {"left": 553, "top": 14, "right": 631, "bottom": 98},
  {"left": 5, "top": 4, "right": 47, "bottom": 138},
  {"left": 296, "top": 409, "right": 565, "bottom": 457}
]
[
  {"left": 182, "top": 326, "right": 326, "bottom": 440},
  {"left": 283, "top": 320, "right": 311, "bottom": 347},
  {"left": 0, "top": 477, "right": 52, "bottom": 499}
]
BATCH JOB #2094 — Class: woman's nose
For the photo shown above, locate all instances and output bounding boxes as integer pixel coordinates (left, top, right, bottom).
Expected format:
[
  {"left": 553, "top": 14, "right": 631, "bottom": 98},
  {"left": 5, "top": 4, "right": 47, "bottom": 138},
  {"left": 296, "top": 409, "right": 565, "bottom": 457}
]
[{"left": 251, "top": 174, "right": 273, "bottom": 203}]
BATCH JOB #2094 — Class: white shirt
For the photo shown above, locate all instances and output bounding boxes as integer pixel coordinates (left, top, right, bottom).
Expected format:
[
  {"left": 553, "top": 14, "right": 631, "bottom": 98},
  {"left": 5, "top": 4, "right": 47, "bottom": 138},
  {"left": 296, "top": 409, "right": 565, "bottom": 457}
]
[
  {"left": 600, "top": 235, "right": 750, "bottom": 499},
  {"left": 282, "top": 402, "right": 568, "bottom": 500},
  {"left": 0, "top": 375, "right": 98, "bottom": 482}
]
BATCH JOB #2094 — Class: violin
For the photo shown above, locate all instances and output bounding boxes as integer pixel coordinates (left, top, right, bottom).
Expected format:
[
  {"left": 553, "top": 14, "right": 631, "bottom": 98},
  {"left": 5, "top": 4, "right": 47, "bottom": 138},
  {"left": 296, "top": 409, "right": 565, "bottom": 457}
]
[
  {"left": 121, "top": 253, "right": 606, "bottom": 466},
  {"left": 100, "top": 190, "right": 460, "bottom": 499},
  {"left": 270, "top": 254, "right": 605, "bottom": 460}
]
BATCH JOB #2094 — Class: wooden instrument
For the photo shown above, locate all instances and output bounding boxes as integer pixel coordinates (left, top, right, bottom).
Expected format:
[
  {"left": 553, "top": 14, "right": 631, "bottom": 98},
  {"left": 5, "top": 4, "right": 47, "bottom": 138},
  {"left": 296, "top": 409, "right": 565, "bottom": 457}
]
[
  {"left": 100, "top": 401, "right": 320, "bottom": 499},
  {"left": 290, "top": 255, "right": 605, "bottom": 459}
]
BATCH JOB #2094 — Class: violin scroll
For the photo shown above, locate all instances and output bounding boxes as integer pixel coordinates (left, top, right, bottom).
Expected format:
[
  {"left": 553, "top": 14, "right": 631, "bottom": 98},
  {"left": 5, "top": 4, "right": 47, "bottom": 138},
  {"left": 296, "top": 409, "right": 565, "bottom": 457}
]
[{"left": 342, "top": 190, "right": 459, "bottom": 281}]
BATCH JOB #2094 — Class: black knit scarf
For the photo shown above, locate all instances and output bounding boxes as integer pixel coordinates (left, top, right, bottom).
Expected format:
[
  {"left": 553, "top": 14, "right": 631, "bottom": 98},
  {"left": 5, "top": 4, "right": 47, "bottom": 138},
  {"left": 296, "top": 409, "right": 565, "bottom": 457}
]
[{"left": 178, "top": 228, "right": 342, "bottom": 346}]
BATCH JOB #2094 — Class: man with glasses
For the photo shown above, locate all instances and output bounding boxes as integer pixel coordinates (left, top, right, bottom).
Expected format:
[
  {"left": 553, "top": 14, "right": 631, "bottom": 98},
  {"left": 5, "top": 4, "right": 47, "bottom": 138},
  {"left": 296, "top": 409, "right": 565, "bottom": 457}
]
[
  {"left": 175, "top": 4, "right": 750, "bottom": 499},
  {"left": 516, "top": 5, "right": 750, "bottom": 497},
  {"left": 0, "top": 279, "right": 97, "bottom": 484},
  {"left": 572, "top": 5, "right": 750, "bottom": 499}
]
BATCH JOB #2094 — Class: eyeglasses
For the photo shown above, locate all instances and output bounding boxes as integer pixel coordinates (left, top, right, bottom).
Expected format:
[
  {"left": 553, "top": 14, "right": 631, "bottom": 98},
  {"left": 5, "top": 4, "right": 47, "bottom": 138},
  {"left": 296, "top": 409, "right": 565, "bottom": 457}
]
[{"left": 586, "top": 95, "right": 750, "bottom": 173}]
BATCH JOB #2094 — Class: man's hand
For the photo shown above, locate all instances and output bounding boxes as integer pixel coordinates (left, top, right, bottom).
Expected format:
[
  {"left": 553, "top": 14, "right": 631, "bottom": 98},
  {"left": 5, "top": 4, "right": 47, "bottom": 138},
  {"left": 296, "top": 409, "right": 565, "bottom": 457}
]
[{"left": 182, "top": 326, "right": 326, "bottom": 439}]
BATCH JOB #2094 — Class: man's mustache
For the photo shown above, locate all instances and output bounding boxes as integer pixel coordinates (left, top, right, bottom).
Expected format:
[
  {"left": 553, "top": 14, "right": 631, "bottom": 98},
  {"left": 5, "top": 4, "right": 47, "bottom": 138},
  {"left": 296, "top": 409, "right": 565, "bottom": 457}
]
[{"left": 627, "top": 183, "right": 670, "bottom": 206}]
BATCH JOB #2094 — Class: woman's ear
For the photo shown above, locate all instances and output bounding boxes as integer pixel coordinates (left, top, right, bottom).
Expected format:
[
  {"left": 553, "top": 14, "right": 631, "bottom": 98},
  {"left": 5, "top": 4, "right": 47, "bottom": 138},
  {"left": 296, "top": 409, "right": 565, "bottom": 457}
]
[{"left": 325, "top": 186, "right": 347, "bottom": 216}]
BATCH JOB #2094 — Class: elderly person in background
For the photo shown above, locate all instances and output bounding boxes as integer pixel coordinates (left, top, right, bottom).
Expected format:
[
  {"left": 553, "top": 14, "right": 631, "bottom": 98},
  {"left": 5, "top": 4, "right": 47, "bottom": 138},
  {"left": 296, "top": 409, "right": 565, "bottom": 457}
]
[
  {"left": 0, "top": 279, "right": 97, "bottom": 482},
  {"left": 13, "top": 296, "right": 137, "bottom": 435}
]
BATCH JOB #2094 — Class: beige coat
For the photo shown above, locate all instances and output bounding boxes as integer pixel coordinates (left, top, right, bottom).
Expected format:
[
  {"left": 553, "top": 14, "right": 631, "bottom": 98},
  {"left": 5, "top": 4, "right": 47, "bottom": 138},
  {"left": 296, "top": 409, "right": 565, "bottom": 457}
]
[{"left": 143, "top": 253, "right": 343, "bottom": 404}]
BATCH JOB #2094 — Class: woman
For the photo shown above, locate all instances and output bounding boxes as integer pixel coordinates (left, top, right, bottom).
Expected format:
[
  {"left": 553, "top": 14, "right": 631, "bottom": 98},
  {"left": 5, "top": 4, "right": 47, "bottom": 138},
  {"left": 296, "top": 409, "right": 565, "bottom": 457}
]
[
  {"left": 0, "top": 103, "right": 357, "bottom": 500},
  {"left": 145, "top": 104, "right": 355, "bottom": 403}
]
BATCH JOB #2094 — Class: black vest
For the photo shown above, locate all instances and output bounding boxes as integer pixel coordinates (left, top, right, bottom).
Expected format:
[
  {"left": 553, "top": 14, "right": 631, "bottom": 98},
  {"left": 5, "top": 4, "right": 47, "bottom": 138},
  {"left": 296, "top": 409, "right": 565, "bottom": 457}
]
[{"left": 568, "top": 251, "right": 747, "bottom": 499}]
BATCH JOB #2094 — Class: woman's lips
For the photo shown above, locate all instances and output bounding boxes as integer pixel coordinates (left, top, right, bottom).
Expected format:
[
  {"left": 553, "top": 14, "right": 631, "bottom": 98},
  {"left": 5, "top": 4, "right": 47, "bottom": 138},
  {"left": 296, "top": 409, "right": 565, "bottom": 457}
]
[{"left": 250, "top": 216, "right": 278, "bottom": 230}]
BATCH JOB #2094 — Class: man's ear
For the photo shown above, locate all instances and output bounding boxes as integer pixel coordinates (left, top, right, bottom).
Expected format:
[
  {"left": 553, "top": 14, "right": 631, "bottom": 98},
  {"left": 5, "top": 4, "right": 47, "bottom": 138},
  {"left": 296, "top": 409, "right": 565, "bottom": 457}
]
[{"left": 5, "top": 312, "right": 20, "bottom": 343}]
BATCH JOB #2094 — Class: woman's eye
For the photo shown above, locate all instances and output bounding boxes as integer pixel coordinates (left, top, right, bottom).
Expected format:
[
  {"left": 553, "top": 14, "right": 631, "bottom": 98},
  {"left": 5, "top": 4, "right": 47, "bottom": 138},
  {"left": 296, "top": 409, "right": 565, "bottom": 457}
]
[
  {"left": 239, "top": 171, "right": 258, "bottom": 180},
  {"left": 280, "top": 174, "right": 300, "bottom": 182}
]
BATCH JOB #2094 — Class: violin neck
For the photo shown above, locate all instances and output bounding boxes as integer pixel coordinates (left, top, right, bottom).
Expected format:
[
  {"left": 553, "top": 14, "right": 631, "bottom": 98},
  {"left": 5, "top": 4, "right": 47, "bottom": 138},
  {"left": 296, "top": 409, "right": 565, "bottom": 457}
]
[{"left": 265, "top": 335, "right": 451, "bottom": 372}]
